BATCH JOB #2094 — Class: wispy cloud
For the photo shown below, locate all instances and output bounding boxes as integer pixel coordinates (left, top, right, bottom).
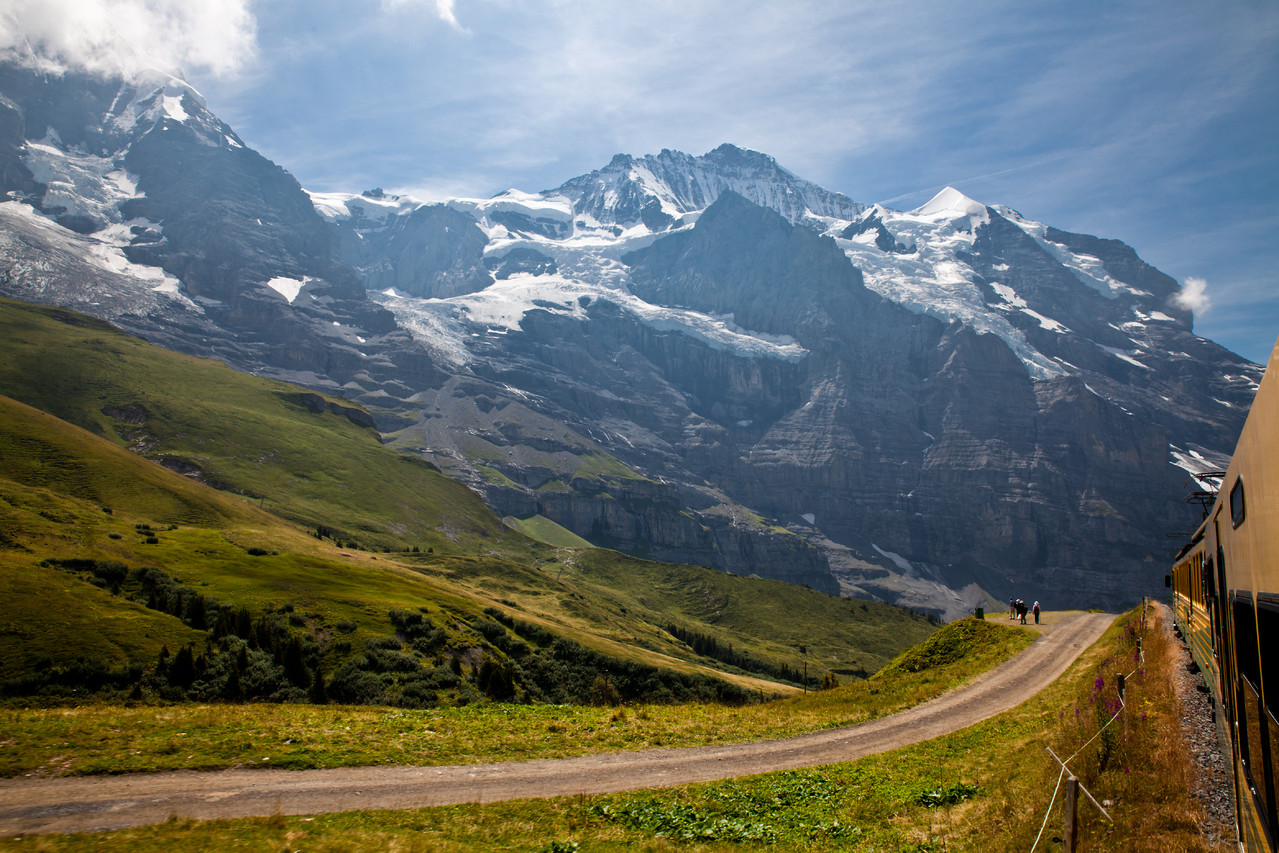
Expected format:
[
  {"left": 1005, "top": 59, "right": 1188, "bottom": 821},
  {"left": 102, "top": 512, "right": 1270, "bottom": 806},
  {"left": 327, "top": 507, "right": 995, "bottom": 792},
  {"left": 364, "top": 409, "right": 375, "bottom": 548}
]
[{"left": 363, "top": 0, "right": 1000, "bottom": 192}]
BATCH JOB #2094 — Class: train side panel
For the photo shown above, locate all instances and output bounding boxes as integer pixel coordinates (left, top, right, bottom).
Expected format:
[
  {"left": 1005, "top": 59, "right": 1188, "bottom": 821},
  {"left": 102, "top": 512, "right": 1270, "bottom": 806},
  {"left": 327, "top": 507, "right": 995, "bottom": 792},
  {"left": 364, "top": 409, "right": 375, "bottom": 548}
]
[
  {"left": 1220, "top": 394, "right": 1279, "bottom": 851},
  {"left": 1184, "top": 337, "right": 1279, "bottom": 852},
  {"left": 1172, "top": 544, "right": 1216, "bottom": 698}
]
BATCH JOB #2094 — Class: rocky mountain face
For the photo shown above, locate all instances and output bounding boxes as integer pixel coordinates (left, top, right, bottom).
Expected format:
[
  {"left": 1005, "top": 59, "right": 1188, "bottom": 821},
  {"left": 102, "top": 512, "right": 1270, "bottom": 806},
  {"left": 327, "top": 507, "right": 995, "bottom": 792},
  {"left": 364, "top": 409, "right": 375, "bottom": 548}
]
[
  {"left": 0, "top": 61, "right": 1260, "bottom": 618},
  {"left": 0, "top": 63, "right": 455, "bottom": 387}
]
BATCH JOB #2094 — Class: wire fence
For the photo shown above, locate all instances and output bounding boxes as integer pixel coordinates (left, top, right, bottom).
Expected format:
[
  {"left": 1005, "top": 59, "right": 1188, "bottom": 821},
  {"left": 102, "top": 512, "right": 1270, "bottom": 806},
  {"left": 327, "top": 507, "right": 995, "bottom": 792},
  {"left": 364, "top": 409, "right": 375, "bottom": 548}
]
[{"left": 1028, "top": 598, "right": 1148, "bottom": 852}]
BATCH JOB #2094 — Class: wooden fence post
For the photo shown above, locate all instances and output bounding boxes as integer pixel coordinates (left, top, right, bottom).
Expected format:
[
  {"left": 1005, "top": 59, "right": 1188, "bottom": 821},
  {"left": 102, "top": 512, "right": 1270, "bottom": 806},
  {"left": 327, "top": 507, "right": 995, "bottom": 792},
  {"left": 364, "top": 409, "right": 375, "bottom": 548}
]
[
  {"left": 1064, "top": 775, "right": 1080, "bottom": 853},
  {"left": 1118, "top": 672, "right": 1127, "bottom": 734}
]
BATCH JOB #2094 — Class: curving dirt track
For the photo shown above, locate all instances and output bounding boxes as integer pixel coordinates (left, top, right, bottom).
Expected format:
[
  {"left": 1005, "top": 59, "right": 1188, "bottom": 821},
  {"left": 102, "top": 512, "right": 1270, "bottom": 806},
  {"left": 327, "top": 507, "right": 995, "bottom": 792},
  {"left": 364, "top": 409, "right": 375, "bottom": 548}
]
[{"left": 0, "top": 612, "right": 1113, "bottom": 838}]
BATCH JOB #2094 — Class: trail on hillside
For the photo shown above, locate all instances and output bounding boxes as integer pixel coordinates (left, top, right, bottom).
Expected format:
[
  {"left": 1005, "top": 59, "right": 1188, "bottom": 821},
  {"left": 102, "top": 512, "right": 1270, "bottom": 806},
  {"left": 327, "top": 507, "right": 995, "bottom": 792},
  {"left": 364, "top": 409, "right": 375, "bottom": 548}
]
[{"left": 0, "top": 612, "right": 1113, "bottom": 837}]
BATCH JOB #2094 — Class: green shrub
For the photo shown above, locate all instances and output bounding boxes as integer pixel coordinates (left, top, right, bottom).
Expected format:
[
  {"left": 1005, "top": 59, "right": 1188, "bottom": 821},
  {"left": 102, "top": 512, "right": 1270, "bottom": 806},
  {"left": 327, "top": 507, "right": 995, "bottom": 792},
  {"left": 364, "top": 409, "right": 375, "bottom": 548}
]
[{"left": 325, "top": 662, "right": 385, "bottom": 705}]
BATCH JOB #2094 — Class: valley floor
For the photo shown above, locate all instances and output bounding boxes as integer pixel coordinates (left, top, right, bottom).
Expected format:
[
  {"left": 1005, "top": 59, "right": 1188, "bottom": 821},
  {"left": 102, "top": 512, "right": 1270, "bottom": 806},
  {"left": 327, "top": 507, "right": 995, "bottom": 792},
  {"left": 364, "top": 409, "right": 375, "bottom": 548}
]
[{"left": 0, "top": 612, "right": 1113, "bottom": 838}]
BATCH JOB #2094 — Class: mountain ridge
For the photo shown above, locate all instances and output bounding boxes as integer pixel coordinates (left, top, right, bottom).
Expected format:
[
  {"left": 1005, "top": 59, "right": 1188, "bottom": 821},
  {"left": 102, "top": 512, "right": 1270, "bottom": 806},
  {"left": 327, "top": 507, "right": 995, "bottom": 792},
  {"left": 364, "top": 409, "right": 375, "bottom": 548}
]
[{"left": 0, "top": 60, "right": 1258, "bottom": 618}]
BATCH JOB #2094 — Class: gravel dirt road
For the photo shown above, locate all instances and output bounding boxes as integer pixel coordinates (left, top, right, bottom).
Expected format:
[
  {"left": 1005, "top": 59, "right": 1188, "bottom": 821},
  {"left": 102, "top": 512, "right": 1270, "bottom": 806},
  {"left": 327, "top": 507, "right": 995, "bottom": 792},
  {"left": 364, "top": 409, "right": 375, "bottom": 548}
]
[{"left": 0, "top": 611, "right": 1113, "bottom": 838}]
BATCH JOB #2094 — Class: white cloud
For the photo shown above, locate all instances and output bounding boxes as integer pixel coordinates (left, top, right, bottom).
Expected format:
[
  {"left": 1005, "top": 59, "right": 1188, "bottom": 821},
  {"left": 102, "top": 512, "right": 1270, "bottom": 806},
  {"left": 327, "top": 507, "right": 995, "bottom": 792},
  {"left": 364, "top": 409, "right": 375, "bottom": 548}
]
[
  {"left": 1176, "top": 277, "right": 1211, "bottom": 314},
  {"left": 0, "top": 0, "right": 258, "bottom": 78}
]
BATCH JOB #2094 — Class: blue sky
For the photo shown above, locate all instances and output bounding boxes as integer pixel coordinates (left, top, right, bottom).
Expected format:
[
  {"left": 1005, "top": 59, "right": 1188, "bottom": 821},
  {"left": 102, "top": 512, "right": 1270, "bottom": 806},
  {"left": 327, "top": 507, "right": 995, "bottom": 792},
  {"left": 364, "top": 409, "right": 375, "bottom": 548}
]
[{"left": 5, "top": 0, "right": 1277, "bottom": 363}]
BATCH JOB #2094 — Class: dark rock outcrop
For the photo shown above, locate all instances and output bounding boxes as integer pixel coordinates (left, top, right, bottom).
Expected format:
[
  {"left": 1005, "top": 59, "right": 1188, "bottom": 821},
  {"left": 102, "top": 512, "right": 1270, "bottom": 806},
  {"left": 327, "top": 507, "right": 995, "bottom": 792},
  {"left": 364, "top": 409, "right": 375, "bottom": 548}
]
[
  {"left": 485, "top": 247, "right": 558, "bottom": 280},
  {"left": 341, "top": 204, "right": 493, "bottom": 298}
]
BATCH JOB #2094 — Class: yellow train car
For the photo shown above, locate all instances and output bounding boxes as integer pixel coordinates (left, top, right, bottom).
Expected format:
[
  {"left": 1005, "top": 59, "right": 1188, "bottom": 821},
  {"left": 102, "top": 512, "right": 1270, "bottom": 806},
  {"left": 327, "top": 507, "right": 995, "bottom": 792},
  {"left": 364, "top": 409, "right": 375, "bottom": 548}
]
[{"left": 1171, "top": 335, "right": 1279, "bottom": 852}]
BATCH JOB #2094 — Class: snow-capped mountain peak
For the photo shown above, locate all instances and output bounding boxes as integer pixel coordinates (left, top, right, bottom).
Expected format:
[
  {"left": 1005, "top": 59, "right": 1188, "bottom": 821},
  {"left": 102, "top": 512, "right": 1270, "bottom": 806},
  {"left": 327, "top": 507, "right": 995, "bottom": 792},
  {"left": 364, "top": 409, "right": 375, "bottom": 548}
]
[
  {"left": 550, "top": 144, "right": 865, "bottom": 231},
  {"left": 106, "top": 70, "right": 199, "bottom": 131},
  {"left": 910, "top": 186, "right": 990, "bottom": 228},
  {"left": 9, "top": 63, "right": 248, "bottom": 270},
  {"left": 315, "top": 146, "right": 1222, "bottom": 389}
]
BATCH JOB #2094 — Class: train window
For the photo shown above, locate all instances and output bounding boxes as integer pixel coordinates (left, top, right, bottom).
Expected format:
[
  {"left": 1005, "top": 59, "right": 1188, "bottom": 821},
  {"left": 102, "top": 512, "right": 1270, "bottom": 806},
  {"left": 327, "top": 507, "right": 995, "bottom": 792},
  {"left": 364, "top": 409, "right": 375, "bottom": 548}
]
[
  {"left": 1234, "top": 601, "right": 1265, "bottom": 814},
  {"left": 1270, "top": 709, "right": 1279, "bottom": 845},
  {"left": 1242, "top": 679, "right": 1269, "bottom": 818},
  {"left": 1266, "top": 603, "right": 1279, "bottom": 841},
  {"left": 1243, "top": 676, "right": 1275, "bottom": 840},
  {"left": 1230, "top": 478, "right": 1246, "bottom": 528},
  {"left": 1237, "top": 597, "right": 1279, "bottom": 841},
  {"left": 1235, "top": 600, "right": 1261, "bottom": 690},
  {"left": 1261, "top": 601, "right": 1278, "bottom": 717}
]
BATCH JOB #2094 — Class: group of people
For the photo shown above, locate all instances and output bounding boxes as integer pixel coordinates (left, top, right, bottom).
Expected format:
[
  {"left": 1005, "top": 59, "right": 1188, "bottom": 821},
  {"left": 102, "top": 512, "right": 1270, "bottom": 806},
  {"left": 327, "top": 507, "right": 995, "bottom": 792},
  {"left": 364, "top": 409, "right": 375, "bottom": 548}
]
[{"left": 1008, "top": 598, "right": 1040, "bottom": 624}]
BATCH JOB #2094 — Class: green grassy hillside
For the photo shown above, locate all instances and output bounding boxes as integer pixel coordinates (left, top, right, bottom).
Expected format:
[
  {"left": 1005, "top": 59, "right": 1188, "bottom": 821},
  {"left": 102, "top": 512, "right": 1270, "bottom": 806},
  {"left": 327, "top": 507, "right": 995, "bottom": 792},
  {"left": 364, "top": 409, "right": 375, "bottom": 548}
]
[
  {"left": 0, "top": 298, "right": 937, "bottom": 708},
  {"left": 0, "top": 394, "right": 249, "bottom": 681},
  {"left": 0, "top": 297, "right": 512, "bottom": 556},
  {"left": 0, "top": 394, "right": 772, "bottom": 703},
  {"left": 502, "top": 514, "right": 596, "bottom": 548}
]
